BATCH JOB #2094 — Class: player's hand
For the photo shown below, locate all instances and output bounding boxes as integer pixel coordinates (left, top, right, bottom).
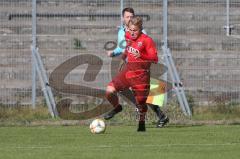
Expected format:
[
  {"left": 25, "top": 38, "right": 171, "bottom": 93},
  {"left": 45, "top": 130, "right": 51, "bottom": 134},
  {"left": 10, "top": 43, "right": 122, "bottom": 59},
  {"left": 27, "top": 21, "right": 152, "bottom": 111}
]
[{"left": 106, "top": 51, "right": 113, "bottom": 57}]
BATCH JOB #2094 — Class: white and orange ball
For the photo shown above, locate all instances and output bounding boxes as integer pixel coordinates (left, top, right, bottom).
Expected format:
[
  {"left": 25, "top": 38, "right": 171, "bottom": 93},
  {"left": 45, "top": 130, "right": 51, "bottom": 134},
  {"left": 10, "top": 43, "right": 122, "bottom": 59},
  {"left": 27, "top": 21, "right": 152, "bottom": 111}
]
[{"left": 89, "top": 119, "right": 106, "bottom": 134}]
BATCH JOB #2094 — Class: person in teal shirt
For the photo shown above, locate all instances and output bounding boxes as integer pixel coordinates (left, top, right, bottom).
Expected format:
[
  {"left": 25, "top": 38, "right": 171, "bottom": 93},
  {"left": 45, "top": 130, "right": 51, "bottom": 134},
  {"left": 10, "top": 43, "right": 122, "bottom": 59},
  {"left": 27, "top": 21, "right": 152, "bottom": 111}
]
[{"left": 105, "top": 7, "right": 169, "bottom": 128}]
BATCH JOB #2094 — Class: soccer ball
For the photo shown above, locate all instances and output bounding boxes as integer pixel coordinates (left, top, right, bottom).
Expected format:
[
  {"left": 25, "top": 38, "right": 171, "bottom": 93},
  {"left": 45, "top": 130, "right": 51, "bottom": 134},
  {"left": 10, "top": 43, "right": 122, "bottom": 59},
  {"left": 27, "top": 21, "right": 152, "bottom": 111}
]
[{"left": 89, "top": 119, "right": 106, "bottom": 134}]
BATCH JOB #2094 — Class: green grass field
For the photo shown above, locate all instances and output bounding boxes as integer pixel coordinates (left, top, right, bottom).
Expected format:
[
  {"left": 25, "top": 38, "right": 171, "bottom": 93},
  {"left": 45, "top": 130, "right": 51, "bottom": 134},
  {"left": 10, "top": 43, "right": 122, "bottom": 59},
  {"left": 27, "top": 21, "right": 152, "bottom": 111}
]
[{"left": 0, "top": 125, "right": 239, "bottom": 159}]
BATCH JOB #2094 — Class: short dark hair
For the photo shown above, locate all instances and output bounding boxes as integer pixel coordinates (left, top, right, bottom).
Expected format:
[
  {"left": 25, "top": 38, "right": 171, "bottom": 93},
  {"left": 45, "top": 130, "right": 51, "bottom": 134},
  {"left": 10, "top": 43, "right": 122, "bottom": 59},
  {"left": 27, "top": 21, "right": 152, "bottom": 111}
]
[{"left": 122, "top": 7, "right": 135, "bottom": 16}]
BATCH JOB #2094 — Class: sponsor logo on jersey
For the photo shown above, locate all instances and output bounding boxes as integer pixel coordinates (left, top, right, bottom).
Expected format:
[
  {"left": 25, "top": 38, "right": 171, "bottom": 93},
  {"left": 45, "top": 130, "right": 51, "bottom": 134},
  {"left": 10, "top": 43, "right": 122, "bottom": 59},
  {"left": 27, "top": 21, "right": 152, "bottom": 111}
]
[{"left": 127, "top": 46, "right": 140, "bottom": 56}]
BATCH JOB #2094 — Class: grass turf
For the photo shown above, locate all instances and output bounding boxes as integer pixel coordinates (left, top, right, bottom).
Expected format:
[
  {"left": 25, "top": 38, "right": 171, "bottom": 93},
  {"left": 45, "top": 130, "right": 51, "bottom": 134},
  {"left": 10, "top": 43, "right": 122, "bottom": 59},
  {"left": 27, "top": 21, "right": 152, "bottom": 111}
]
[{"left": 0, "top": 125, "right": 239, "bottom": 159}]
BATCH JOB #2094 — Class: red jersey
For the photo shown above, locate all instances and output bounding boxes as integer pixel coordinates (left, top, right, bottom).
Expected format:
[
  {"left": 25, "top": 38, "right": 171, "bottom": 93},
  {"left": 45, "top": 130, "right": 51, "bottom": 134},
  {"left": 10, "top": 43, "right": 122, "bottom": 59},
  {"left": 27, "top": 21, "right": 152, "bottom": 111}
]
[
  {"left": 109, "top": 32, "right": 157, "bottom": 105},
  {"left": 124, "top": 32, "right": 158, "bottom": 77}
]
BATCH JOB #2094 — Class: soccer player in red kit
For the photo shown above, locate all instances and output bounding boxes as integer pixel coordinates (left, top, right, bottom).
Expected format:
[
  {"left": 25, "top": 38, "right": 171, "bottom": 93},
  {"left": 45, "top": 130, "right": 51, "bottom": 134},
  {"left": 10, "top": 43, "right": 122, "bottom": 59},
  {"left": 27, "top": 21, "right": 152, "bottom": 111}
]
[{"left": 104, "top": 16, "right": 158, "bottom": 132}]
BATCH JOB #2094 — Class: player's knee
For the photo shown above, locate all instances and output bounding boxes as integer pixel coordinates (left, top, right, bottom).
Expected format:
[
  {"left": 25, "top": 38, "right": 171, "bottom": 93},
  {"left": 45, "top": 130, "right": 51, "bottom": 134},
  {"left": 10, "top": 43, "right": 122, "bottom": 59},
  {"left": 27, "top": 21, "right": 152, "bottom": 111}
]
[
  {"left": 136, "top": 104, "right": 148, "bottom": 113},
  {"left": 106, "top": 85, "right": 116, "bottom": 97}
]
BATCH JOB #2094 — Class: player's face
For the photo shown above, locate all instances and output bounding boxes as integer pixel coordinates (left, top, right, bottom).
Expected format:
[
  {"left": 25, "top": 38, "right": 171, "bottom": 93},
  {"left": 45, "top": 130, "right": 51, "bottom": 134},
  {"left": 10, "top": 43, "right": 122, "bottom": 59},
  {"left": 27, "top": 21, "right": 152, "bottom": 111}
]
[
  {"left": 122, "top": 11, "right": 134, "bottom": 26},
  {"left": 129, "top": 24, "right": 141, "bottom": 40}
]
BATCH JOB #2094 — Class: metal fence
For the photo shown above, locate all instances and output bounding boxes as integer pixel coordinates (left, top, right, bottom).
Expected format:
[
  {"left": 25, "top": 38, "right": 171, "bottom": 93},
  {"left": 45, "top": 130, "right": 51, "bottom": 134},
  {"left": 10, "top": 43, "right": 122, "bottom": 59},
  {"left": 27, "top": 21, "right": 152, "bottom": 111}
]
[
  {"left": 168, "top": 0, "right": 240, "bottom": 106},
  {"left": 0, "top": 0, "right": 240, "bottom": 111}
]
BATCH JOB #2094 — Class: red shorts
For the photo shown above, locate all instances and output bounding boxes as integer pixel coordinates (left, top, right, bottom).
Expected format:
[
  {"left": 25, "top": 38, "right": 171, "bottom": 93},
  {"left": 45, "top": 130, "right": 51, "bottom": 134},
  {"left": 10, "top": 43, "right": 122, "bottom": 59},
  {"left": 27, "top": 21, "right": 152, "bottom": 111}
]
[{"left": 108, "top": 67, "right": 150, "bottom": 105}]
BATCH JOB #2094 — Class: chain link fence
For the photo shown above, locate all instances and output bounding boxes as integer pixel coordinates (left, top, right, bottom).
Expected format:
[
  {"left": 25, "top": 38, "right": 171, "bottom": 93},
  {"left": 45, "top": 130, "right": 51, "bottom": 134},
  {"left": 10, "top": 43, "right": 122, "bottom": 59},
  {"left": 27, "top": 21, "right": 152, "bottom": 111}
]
[{"left": 168, "top": 0, "right": 240, "bottom": 106}]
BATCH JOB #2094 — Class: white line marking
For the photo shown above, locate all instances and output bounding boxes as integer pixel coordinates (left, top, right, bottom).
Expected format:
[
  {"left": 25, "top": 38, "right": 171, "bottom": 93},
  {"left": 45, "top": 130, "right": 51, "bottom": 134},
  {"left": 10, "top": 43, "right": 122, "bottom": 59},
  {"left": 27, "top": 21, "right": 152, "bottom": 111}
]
[
  {"left": 0, "top": 146, "right": 52, "bottom": 150},
  {"left": 88, "top": 143, "right": 239, "bottom": 148}
]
